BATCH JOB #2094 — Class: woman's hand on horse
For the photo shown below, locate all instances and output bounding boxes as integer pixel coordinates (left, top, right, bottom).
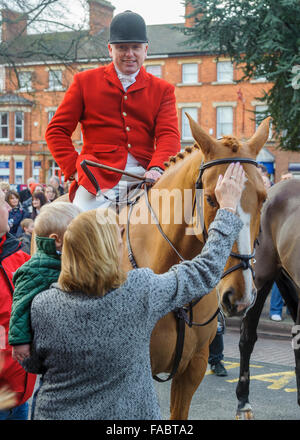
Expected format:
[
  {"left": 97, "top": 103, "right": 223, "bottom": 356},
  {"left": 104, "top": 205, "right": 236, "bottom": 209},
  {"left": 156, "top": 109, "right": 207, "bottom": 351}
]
[{"left": 215, "top": 162, "right": 245, "bottom": 213}]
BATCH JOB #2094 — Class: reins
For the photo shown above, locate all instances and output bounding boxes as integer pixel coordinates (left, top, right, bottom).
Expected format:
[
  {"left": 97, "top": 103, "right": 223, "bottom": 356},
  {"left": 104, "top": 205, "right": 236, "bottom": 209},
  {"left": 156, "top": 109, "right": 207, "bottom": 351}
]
[{"left": 80, "top": 157, "right": 258, "bottom": 383}]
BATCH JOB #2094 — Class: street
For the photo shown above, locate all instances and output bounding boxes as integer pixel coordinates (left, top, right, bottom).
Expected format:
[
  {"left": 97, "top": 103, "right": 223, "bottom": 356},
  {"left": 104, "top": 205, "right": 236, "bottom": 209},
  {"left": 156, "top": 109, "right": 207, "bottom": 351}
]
[{"left": 155, "top": 329, "right": 299, "bottom": 420}]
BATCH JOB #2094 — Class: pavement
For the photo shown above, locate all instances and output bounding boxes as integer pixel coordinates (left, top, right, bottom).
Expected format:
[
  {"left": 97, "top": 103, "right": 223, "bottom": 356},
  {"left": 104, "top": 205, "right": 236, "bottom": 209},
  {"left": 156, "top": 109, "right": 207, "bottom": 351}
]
[{"left": 226, "top": 293, "right": 295, "bottom": 340}]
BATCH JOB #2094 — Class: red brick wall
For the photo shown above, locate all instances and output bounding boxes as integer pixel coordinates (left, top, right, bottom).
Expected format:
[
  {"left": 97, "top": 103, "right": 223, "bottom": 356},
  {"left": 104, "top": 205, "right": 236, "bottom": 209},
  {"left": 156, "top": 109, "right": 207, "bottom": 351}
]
[{"left": 1, "top": 54, "right": 300, "bottom": 184}]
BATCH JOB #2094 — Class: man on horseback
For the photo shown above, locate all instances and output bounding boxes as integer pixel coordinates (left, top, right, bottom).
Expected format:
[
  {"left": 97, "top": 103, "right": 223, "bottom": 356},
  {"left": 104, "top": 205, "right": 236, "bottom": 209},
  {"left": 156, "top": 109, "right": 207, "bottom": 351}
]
[{"left": 45, "top": 10, "right": 181, "bottom": 211}]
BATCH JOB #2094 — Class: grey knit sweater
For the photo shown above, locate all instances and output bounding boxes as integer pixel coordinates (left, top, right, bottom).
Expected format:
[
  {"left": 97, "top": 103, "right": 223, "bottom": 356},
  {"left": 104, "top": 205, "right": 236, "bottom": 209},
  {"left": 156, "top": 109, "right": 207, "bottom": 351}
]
[{"left": 22, "top": 209, "right": 243, "bottom": 420}]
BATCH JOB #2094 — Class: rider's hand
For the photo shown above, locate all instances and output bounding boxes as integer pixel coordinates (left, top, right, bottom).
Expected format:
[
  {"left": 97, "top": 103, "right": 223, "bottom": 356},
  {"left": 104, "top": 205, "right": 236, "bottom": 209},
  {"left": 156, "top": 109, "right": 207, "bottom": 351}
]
[
  {"left": 215, "top": 162, "right": 245, "bottom": 214},
  {"left": 144, "top": 169, "right": 162, "bottom": 185}
]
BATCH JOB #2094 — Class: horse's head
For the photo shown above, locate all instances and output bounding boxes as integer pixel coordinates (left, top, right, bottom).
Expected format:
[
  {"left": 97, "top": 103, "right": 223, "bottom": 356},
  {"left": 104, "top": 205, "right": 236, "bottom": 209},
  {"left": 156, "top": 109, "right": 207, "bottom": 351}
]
[{"left": 187, "top": 114, "right": 270, "bottom": 316}]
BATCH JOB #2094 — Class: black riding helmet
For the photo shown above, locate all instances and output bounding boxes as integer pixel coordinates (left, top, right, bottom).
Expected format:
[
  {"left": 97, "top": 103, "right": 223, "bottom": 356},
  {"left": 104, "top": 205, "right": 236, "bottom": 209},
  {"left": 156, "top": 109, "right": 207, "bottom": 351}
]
[{"left": 109, "top": 10, "right": 148, "bottom": 44}]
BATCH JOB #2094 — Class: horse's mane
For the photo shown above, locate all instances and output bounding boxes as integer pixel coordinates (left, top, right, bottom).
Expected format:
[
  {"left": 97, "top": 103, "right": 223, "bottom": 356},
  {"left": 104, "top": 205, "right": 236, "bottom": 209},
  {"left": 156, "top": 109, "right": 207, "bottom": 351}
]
[
  {"left": 163, "top": 144, "right": 201, "bottom": 169},
  {"left": 220, "top": 136, "right": 242, "bottom": 153},
  {"left": 163, "top": 135, "right": 241, "bottom": 170}
]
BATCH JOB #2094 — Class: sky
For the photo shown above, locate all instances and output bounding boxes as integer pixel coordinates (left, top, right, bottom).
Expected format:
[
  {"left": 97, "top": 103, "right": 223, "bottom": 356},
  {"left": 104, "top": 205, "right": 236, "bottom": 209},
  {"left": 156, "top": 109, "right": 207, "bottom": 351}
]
[
  {"left": 68, "top": 0, "right": 186, "bottom": 27},
  {"left": 22, "top": 0, "right": 186, "bottom": 34},
  {"left": 105, "top": 0, "right": 185, "bottom": 24}
]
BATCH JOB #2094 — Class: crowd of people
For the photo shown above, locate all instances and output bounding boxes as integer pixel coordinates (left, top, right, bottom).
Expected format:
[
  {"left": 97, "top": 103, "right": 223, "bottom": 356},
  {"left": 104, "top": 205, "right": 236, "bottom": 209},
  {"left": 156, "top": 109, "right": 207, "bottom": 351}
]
[
  {"left": 0, "top": 8, "right": 295, "bottom": 422},
  {"left": 0, "top": 176, "right": 67, "bottom": 254}
]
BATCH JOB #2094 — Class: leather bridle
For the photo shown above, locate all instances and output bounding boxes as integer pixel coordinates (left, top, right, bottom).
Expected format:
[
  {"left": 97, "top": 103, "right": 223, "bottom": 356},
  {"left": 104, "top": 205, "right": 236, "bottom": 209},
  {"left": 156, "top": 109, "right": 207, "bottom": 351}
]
[
  {"left": 80, "top": 156, "right": 259, "bottom": 383},
  {"left": 194, "top": 157, "right": 258, "bottom": 281}
]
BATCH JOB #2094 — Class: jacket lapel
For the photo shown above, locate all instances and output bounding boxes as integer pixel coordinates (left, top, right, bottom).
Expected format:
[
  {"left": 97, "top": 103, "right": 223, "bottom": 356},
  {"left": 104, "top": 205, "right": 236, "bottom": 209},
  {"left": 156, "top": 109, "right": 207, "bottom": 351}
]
[
  {"left": 104, "top": 62, "right": 124, "bottom": 92},
  {"left": 128, "top": 66, "right": 149, "bottom": 93}
]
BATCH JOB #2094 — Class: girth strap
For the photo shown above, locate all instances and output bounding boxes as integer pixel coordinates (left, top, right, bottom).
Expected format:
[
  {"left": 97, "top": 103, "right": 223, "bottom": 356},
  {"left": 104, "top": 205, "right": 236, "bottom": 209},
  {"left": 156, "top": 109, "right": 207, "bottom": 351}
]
[{"left": 152, "top": 309, "right": 186, "bottom": 383}]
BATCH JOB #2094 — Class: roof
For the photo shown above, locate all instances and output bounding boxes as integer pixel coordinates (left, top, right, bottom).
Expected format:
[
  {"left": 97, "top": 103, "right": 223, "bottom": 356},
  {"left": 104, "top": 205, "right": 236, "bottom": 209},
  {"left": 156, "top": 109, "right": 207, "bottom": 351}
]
[
  {"left": 0, "top": 23, "right": 216, "bottom": 66},
  {"left": 147, "top": 24, "right": 214, "bottom": 57},
  {"left": 0, "top": 94, "right": 33, "bottom": 105}
]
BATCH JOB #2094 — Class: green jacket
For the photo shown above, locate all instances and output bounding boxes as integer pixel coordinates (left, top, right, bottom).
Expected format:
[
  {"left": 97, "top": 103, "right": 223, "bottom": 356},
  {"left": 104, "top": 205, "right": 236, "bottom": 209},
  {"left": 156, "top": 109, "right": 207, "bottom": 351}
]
[{"left": 8, "top": 236, "right": 61, "bottom": 346}]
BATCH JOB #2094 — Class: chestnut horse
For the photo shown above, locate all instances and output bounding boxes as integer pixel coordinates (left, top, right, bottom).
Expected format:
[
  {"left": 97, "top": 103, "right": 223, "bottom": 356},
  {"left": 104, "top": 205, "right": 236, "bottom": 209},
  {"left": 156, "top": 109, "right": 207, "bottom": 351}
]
[
  {"left": 236, "top": 179, "right": 300, "bottom": 419},
  {"left": 31, "top": 117, "right": 270, "bottom": 419},
  {"left": 119, "top": 115, "right": 270, "bottom": 419}
]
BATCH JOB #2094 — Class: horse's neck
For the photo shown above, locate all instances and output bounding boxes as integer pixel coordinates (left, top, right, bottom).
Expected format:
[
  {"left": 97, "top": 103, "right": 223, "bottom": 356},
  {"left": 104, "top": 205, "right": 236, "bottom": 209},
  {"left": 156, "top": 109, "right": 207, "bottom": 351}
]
[{"left": 147, "top": 150, "right": 205, "bottom": 269}]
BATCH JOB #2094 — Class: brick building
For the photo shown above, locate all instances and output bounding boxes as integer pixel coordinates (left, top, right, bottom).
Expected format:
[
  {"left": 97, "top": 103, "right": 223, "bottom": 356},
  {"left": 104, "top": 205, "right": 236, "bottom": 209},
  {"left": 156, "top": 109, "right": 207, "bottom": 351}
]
[{"left": 0, "top": 0, "right": 299, "bottom": 185}]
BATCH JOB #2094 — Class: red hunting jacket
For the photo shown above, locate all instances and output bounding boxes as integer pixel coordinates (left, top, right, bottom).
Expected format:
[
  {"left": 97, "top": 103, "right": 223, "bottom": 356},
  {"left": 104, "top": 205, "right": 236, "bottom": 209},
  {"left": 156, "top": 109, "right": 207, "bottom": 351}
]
[
  {"left": 0, "top": 234, "right": 36, "bottom": 407},
  {"left": 45, "top": 63, "right": 181, "bottom": 200}
]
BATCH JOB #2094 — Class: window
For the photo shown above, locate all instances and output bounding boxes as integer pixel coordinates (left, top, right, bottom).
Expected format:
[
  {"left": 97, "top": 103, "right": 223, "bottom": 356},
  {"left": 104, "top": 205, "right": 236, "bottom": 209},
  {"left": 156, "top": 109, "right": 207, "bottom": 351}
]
[
  {"left": 48, "top": 70, "right": 62, "bottom": 90},
  {"left": 217, "top": 61, "right": 233, "bottom": 83},
  {"left": 0, "top": 66, "right": 5, "bottom": 92},
  {"left": 253, "top": 64, "right": 267, "bottom": 82},
  {"left": 255, "top": 105, "right": 272, "bottom": 139},
  {"left": 15, "top": 112, "right": 24, "bottom": 141},
  {"left": 145, "top": 65, "right": 162, "bottom": 78},
  {"left": 0, "top": 161, "right": 10, "bottom": 181},
  {"left": 48, "top": 110, "right": 56, "bottom": 123},
  {"left": 182, "top": 107, "right": 198, "bottom": 140},
  {"left": 0, "top": 112, "right": 9, "bottom": 140},
  {"left": 216, "top": 106, "right": 233, "bottom": 138},
  {"left": 15, "top": 161, "right": 24, "bottom": 184},
  {"left": 18, "top": 71, "right": 32, "bottom": 91},
  {"left": 32, "top": 161, "right": 41, "bottom": 182},
  {"left": 182, "top": 63, "right": 198, "bottom": 84}
]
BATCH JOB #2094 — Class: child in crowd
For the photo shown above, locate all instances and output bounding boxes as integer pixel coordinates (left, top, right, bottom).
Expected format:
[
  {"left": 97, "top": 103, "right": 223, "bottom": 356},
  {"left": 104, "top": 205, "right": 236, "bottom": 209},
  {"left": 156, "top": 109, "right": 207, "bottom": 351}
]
[
  {"left": 19, "top": 219, "right": 34, "bottom": 255},
  {"left": 8, "top": 202, "right": 81, "bottom": 362},
  {"left": 0, "top": 182, "right": 10, "bottom": 195},
  {"left": 6, "top": 190, "right": 29, "bottom": 237}
]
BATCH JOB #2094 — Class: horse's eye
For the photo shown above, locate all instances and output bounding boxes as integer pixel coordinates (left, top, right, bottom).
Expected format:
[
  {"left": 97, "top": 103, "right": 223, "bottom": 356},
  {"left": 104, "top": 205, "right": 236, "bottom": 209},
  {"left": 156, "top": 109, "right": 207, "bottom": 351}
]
[{"left": 206, "top": 195, "right": 217, "bottom": 207}]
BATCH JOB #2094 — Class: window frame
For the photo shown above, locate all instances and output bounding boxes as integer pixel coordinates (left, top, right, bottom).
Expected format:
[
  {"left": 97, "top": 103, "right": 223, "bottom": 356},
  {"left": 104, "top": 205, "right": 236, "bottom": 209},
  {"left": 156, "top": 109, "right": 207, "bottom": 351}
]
[
  {"left": 48, "top": 70, "right": 63, "bottom": 91},
  {"left": 181, "top": 107, "right": 198, "bottom": 140},
  {"left": 182, "top": 63, "right": 198, "bottom": 85},
  {"left": 15, "top": 111, "right": 24, "bottom": 141},
  {"left": 145, "top": 64, "right": 162, "bottom": 78},
  {"left": 216, "top": 106, "right": 233, "bottom": 139},
  {"left": 15, "top": 161, "right": 24, "bottom": 184},
  {"left": 216, "top": 61, "right": 234, "bottom": 83},
  {"left": 0, "top": 111, "right": 9, "bottom": 141},
  {"left": 18, "top": 71, "right": 32, "bottom": 92}
]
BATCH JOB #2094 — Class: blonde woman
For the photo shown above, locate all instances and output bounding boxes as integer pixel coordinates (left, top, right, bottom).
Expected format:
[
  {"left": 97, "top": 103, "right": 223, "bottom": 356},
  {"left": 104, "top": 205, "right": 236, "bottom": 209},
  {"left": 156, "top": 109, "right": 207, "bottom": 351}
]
[{"left": 22, "top": 163, "right": 245, "bottom": 420}]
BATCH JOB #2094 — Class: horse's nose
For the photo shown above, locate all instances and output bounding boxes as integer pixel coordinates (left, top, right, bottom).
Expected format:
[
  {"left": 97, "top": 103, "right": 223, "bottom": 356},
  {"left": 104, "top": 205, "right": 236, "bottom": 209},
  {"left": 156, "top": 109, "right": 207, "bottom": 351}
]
[
  {"left": 222, "top": 289, "right": 237, "bottom": 316},
  {"left": 222, "top": 288, "right": 254, "bottom": 317}
]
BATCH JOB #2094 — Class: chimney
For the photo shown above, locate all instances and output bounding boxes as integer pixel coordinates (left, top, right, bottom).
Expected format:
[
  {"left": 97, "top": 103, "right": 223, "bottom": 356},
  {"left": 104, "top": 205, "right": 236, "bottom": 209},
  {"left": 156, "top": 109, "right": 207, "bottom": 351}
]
[
  {"left": 88, "top": 0, "right": 115, "bottom": 36},
  {"left": 185, "top": 1, "right": 195, "bottom": 28},
  {"left": 1, "top": 9, "right": 28, "bottom": 42}
]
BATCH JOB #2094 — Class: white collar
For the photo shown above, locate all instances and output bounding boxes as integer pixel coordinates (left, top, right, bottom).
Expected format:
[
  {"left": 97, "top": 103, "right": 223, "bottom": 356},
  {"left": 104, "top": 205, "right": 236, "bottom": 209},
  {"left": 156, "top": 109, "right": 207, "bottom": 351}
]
[{"left": 115, "top": 66, "right": 140, "bottom": 81}]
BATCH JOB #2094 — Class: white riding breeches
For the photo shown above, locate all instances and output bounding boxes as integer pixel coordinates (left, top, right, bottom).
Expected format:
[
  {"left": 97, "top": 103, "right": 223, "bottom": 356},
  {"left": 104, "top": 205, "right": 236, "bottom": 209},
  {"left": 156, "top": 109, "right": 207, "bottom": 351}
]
[{"left": 73, "top": 162, "right": 146, "bottom": 212}]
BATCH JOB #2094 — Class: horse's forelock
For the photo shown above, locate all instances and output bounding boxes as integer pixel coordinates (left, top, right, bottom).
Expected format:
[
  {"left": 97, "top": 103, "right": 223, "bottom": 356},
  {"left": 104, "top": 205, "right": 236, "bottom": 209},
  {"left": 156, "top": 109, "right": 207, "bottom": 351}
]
[{"left": 221, "top": 136, "right": 242, "bottom": 153}]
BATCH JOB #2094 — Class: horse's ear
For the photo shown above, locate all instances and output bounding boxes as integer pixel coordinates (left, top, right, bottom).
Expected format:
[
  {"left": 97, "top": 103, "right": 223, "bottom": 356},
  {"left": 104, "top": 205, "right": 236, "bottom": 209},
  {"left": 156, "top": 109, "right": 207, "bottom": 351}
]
[
  {"left": 185, "top": 113, "right": 217, "bottom": 156},
  {"left": 247, "top": 116, "right": 272, "bottom": 155}
]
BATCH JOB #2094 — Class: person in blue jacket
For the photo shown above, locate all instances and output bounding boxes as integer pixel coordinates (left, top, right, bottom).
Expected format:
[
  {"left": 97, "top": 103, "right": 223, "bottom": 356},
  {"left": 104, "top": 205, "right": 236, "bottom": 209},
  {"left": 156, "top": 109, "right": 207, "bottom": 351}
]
[{"left": 6, "top": 190, "right": 29, "bottom": 238}]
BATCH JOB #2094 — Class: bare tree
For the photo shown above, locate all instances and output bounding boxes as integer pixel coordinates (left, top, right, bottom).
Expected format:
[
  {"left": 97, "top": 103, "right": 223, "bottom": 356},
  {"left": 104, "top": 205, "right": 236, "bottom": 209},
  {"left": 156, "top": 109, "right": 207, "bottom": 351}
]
[{"left": 0, "top": 0, "right": 107, "bottom": 90}]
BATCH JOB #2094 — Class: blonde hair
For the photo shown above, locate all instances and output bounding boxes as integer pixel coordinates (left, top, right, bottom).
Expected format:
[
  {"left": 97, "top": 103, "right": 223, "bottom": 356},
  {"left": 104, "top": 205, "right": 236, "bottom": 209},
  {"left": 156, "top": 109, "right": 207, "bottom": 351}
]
[
  {"left": 34, "top": 202, "right": 81, "bottom": 238},
  {"left": 20, "top": 218, "right": 34, "bottom": 230},
  {"left": 0, "top": 182, "right": 10, "bottom": 192},
  {"left": 58, "top": 208, "right": 126, "bottom": 297}
]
